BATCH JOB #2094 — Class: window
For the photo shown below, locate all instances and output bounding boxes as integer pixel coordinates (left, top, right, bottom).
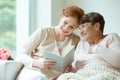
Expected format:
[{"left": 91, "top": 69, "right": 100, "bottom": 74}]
[
  {"left": 0, "top": 0, "right": 16, "bottom": 57},
  {"left": 16, "top": 0, "right": 30, "bottom": 56},
  {"left": 0, "top": 0, "right": 30, "bottom": 58}
]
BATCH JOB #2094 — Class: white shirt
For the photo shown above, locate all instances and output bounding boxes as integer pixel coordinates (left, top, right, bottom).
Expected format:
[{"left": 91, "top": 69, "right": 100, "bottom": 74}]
[{"left": 72, "top": 33, "right": 120, "bottom": 72}]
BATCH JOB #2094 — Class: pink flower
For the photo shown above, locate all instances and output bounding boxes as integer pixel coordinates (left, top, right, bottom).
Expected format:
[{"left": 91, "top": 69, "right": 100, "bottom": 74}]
[{"left": 0, "top": 48, "right": 11, "bottom": 60}]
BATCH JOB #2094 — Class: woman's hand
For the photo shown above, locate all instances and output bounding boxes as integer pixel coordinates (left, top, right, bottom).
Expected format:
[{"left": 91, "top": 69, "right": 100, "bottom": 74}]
[
  {"left": 32, "top": 58, "right": 56, "bottom": 69},
  {"left": 64, "top": 64, "right": 72, "bottom": 73}
]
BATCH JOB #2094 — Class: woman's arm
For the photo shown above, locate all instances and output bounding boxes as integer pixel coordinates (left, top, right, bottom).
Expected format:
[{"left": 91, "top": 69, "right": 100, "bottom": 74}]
[
  {"left": 96, "top": 33, "right": 120, "bottom": 68},
  {"left": 15, "top": 27, "right": 44, "bottom": 68}
]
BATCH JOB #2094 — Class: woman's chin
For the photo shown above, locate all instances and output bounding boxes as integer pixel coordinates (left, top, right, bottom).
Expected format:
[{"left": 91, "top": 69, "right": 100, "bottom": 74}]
[{"left": 82, "top": 37, "right": 87, "bottom": 41}]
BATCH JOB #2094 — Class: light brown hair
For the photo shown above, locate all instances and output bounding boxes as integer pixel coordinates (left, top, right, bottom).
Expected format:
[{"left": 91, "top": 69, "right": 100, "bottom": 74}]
[{"left": 60, "top": 5, "right": 84, "bottom": 24}]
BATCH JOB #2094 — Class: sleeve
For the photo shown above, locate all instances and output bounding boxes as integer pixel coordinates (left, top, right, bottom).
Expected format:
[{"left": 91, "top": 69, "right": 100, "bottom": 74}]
[
  {"left": 71, "top": 33, "right": 80, "bottom": 49},
  {"left": 71, "top": 41, "right": 81, "bottom": 72},
  {"left": 96, "top": 33, "right": 120, "bottom": 68},
  {"left": 15, "top": 27, "right": 45, "bottom": 68}
]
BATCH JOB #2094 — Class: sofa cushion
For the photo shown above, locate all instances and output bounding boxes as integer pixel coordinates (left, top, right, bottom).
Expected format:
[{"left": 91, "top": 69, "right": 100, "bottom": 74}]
[{"left": 0, "top": 60, "right": 23, "bottom": 80}]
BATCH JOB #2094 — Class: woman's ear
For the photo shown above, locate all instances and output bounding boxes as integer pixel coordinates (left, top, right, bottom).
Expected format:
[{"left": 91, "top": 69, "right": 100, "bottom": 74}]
[{"left": 95, "top": 23, "right": 100, "bottom": 30}]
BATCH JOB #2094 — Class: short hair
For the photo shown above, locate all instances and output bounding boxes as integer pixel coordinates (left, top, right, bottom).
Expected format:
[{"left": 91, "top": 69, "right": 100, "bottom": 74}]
[
  {"left": 60, "top": 5, "right": 84, "bottom": 24},
  {"left": 80, "top": 12, "right": 105, "bottom": 33}
]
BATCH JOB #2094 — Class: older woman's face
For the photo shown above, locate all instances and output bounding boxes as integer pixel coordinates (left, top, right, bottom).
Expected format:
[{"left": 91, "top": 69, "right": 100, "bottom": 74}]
[
  {"left": 79, "top": 22, "right": 98, "bottom": 41},
  {"left": 58, "top": 16, "right": 79, "bottom": 36}
]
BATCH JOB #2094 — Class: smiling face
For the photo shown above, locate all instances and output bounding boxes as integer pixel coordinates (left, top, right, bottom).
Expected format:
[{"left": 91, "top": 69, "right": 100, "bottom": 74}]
[
  {"left": 58, "top": 16, "right": 79, "bottom": 36},
  {"left": 56, "top": 5, "right": 84, "bottom": 37},
  {"left": 79, "top": 22, "right": 100, "bottom": 42}
]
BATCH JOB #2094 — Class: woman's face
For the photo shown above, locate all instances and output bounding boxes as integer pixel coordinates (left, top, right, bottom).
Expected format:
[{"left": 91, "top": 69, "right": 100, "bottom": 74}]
[
  {"left": 58, "top": 16, "right": 79, "bottom": 36},
  {"left": 79, "top": 22, "right": 98, "bottom": 41}
]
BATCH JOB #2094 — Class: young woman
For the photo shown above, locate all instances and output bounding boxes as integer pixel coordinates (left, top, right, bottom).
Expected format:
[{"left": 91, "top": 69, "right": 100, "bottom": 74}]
[{"left": 16, "top": 5, "right": 84, "bottom": 80}]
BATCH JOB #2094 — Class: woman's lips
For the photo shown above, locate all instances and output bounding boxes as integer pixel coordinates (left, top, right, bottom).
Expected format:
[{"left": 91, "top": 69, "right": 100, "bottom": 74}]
[{"left": 61, "top": 29, "right": 68, "bottom": 33}]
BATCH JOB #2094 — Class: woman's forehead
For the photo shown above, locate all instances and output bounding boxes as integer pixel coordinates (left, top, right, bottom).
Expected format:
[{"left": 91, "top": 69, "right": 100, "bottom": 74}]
[{"left": 62, "top": 17, "right": 78, "bottom": 25}]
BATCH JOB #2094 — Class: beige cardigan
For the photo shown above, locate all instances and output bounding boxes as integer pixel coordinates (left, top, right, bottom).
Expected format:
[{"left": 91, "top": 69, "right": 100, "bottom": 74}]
[{"left": 16, "top": 27, "right": 80, "bottom": 79}]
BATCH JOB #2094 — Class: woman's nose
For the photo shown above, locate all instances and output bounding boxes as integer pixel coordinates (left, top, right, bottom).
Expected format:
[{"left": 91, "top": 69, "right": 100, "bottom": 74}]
[
  {"left": 64, "top": 25, "right": 69, "bottom": 30},
  {"left": 80, "top": 30, "right": 84, "bottom": 35}
]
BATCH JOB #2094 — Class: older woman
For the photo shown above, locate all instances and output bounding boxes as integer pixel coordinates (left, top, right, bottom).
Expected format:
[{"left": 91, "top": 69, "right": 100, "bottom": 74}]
[
  {"left": 58, "top": 12, "right": 120, "bottom": 80},
  {"left": 16, "top": 5, "right": 84, "bottom": 80}
]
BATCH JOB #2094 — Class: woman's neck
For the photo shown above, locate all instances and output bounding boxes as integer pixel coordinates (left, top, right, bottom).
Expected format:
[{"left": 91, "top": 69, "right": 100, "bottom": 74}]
[
  {"left": 54, "top": 27, "right": 66, "bottom": 42},
  {"left": 89, "top": 34, "right": 105, "bottom": 46}
]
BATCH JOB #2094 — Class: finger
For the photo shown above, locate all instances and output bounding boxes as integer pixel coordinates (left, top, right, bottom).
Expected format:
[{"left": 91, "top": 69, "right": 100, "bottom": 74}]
[
  {"left": 44, "top": 63, "right": 55, "bottom": 69},
  {"left": 45, "top": 60, "right": 56, "bottom": 64},
  {"left": 65, "top": 69, "right": 69, "bottom": 73},
  {"left": 43, "top": 61, "right": 56, "bottom": 68}
]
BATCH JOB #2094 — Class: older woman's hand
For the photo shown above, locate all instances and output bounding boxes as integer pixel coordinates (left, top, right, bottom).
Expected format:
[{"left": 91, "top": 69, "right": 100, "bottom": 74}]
[
  {"left": 64, "top": 64, "right": 72, "bottom": 73},
  {"left": 32, "top": 58, "right": 56, "bottom": 69}
]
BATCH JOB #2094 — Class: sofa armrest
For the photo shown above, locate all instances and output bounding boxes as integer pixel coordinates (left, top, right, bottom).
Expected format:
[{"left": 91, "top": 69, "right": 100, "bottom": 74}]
[{"left": 0, "top": 60, "right": 23, "bottom": 80}]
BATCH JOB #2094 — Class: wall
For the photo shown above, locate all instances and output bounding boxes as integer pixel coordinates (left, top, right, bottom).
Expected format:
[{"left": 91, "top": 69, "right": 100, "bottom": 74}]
[
  {"left": 31, "top": 0, "right": 51, "bottom": 29},
  {"left": 65, "top": 0, "right": 120, "bottom": 35},
  {"left": 32, "top": 0, "right": 120, "bottom": 36},
  {"left": 31, "top": 0, "right": 65, "bottom": 30},
  {"left": 51, "top": 0, "right": 65, "bottom": 26}
]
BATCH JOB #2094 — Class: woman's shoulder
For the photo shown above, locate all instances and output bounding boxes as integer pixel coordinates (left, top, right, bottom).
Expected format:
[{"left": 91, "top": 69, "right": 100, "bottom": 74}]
[
  {"left": 106, "top": 33, "right": 120, "bottom": 40},
  {"left": 71, "top": 33, "right": 80, "bottom": 40},
  {"left": 36, "top": 26, "right": 54, "bottom": 34},
  {"left": 104, "top": 33, "right": 120, "bottom": 46},
  {"left": 37, "top": 26, "right": 54, "bottom": 31},
  {"left": 30, "top": 26, "right": 55, "bottom": 39},
  {"left": 107, "top": 33, "right": 120, "bottom": 37},
  {"left": 71, "top": 33, "right": 80, "bottom": 43},
  {"left": 70, "top": 33, "right": 80, "bottom": 47}
]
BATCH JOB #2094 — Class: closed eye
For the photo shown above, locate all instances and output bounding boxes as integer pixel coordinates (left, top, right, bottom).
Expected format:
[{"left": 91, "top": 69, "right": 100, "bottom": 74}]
[
  {"left": 69, "top": 26, "right": 76, "bottom": 29},
  {"left": 79, "top": 25, "right": 85, "bottom": 30},
  {"left": 64, "top": 21, "right": 68, "bottom": 24}
]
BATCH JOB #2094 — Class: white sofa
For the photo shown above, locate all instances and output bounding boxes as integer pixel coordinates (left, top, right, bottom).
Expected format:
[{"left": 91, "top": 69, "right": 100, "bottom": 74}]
[{"left": 0, "top": 60, "right": 23, "bottom": 80}]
